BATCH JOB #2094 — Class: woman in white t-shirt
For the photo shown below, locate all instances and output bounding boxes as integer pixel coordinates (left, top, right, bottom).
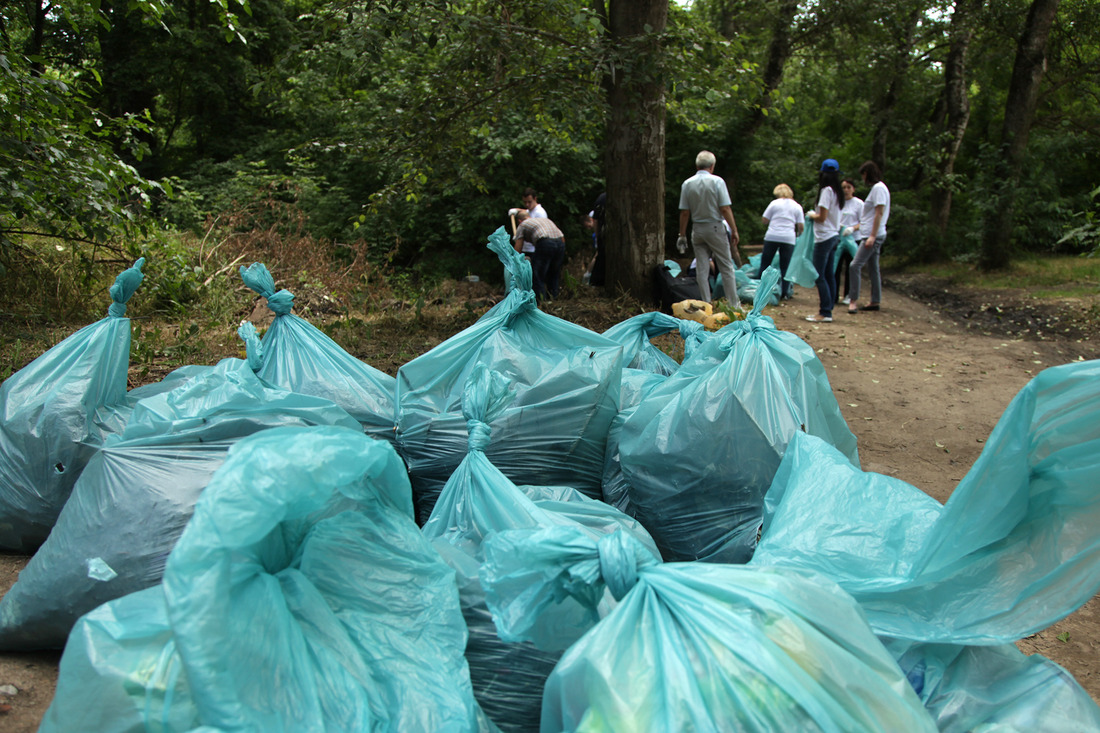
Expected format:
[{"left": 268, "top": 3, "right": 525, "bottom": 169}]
[
  {"left": 805, "top": 159, "right": 846, "bottom": 323},
  {"left": 835, "top": 178, "right": 863, "bottom": 305},
  {"left": 758, "top": 183, "right": 804, "bottom": 300},
  {"left": 847, "top": 160, "right": 890, "bottom": 313}
]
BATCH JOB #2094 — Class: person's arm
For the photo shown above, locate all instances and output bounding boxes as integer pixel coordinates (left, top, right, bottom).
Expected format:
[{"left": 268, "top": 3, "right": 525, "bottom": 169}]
[
  {"left": 678, "top": 209, "right": 690, "bottom": 237},
  {"left": 864, "top": 205, "right": 884, "bottom": 248},
  {"left": 719, "top": 205, "right": 741, "bottom": 266},
  {"left": 795, "top": 220, "right": 804, "bottom": 236},
  {"left": 761, "top": 217, "right": 770, "bottom": 227}
]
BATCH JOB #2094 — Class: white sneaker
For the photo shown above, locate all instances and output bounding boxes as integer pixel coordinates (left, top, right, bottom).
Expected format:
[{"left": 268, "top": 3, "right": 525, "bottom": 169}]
[{"left": 841, "top": 296, "right": 850, "bottom": 305}]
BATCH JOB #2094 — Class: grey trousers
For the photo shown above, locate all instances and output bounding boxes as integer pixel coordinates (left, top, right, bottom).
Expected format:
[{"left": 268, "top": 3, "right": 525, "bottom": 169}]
[
  {"left": 849, "top": 236, "right": 884, "bottom": 304},
  {"left": 692, "top": 221, "right": 740, "bottom": 306}
]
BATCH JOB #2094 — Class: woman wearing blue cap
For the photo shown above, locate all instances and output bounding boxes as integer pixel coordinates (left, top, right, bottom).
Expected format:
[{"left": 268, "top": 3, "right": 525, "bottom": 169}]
[{"left": 805, "top": 158, "right": 846, "bottom": 322}]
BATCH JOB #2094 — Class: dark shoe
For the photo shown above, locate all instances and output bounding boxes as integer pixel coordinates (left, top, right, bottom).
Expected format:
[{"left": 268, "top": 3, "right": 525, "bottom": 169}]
[
  {"left": 860, "top": 303, "right": 880, "bottom": 311},
  {"left": 847, "top": 305, "right": 859, "bottom": 314}
]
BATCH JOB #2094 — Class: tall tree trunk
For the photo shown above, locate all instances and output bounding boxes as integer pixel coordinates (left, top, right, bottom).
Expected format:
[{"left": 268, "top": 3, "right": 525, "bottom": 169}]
[
  {"left": 980, "top": 0, "right": 1061, "bottom": 270},
  {"left": 870, "top": 6, "right": 921, "bottom": 172},
  {"left": 927, "top": 0, "right": 978, "bottom": 258},
  {"left": 603, "top": 0, "right": 668, "bottom": 301},
  {"left": 740, "top": 0, "right": 798, "bottom": 140}
]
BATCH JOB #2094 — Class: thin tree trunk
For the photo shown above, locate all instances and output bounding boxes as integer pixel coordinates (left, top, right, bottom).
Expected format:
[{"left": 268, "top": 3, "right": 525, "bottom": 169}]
[
  {"left": 927, "top": 0, "right": 978, "bottom": 256},
  {"left": 980, "top": 0, "right": 1061, "bottom": 270},
  {"left": 603, "top": 0, "right": 667, "bottom": 301}
]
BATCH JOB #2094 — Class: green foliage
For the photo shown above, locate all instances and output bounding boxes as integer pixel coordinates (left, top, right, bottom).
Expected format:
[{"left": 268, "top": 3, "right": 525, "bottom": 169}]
[
  {"left": 1056, "top": 186, "right": 1100, "bottom": 256},
  {"left": 0, "top": 51, "right": 162, "bottom": 248}
]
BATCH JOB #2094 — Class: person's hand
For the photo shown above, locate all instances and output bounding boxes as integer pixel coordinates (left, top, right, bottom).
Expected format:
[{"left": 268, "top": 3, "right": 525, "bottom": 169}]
[
  {"left": 842, "top": 226, "right": 853, "bottom": 236},
  {"left": 730, "top": 230, "right": 740, "bottom": 249},
  {"left": 864, "top": 235, "right": 876, "bottom": 248},
  {"left": 676, "top": 235, "right": 688, "bottom": 254}
]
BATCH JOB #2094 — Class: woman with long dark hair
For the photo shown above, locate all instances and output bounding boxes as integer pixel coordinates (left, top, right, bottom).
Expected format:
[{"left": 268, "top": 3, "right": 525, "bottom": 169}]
[
  {"left": 805, "top": 159, "right": 845, "bottom": 322},
  {"left": 848, "top": 160, "right": 890, "bottom": 313}
]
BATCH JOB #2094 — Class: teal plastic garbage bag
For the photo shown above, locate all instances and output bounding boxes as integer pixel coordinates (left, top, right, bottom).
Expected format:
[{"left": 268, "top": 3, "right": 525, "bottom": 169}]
[
  {"left": 617, "top": 267, "right": 859, "bottom": 563},
  {"left": 397, "top": 227, "right": 623, "bottom": 523},
  {"left": 884, "top": 639, "right": 1100, "bottom": 731},
  {"left": 240, "top": 262, "right": 397, "bottom": 443},
  {"left": 0, "top": 357, "right": 360, "bottom": 650},
  {"left": 601, "top": 311, "right": 707, "bottom": 377},
  {"left": 753, "top": 359, "right": 1100, "bottom": 644},
  {"left": 833, "top": 231, "right": 859, "bottom": 271},
  {"left": 39, "top": 585, "right": 201, "bottom": 733},
  {"left": 42, "top": 426, "right": 491, "bottom": 732},
  {"left": 786, "top": 215, "right": 819, "bottom": 289},
  {"left": 480, "top": 526, "right": 937, "bottom": 733},
  {"left": 0, "top": 259, "right": 144, "bottom": 552},
  {"left": 422, "top": 364, "right": 657, "bottom": 732}
]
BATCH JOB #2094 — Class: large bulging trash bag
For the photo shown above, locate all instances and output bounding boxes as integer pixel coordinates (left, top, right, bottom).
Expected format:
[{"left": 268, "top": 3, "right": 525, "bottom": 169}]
[
  {"left": 42, "top": 426, "right": 492, "bottom": 732},
  {"left": 0, "top": 356, "right": 361, "bottom": 650},
  {"left": 240, "top": 262, "right": 397, "bottom": 443},
  {"left": 601, "top": 311, "right": 708, "bottom": 377},
  {"left": 397, "top": 228, "right": 623, "bottom": 523},
  {"left": 617, "top": 267, "right": 859, "bottom": 563},
  {"left": 0, "top": 259, "right": 145, "bottom": 552},
  {"left": 753, "top": 359, "right": 1100, "bottom": 644},
  {"left": 885, "top": 639, "right": 1100, "bottom": 731},
  {"left": 422, "top": 365, "right": 658, "bottom": 732},
  {"left": 480, "top": 527, "right": 937, "bottom": 733}
]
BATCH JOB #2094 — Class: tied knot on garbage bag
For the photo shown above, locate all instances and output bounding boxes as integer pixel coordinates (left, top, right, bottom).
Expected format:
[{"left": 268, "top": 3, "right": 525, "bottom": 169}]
[
  {"left": 107, "top": 258, "right": 145, "bottom": 318},
  {"left": 597, "top": 530, "right": 653, "bottom": 601},
  {"left": 465, "top": 419, "right": 492, "bottom": 452},
  {"left": 461, "top": 364, "right": 514, "bottom": 453},
  {"left": 239, "top": 262, "right": 295, "bottom": 315}
]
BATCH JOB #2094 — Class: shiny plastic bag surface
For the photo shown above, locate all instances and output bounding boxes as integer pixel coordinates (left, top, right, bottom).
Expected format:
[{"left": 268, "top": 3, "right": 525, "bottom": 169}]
[
  {"left": 754, "top": 359, "right": 1100, "bottom": 644},
  {"left": 43, "top": 426, "right": 490, "bottom": 732},
  {"left": 617, "top": 268, "right": 858, "bottom": 563},
  {"left": 422, "top": 365, "right": 657, "bottom": 732},
  {"left": 0, "top": 359, "right": 360, "bottom": 650},
  {"left": 397, "top": 228, "right": 622, "bottom": 523},
  {"left": 240, "top": 262, "right": 398, "bottom": 443},
  {"left": 480, "top": 527, "right": 937, "bottom": 733},
  {"left": 0, "top": 260, "right": 144, "bottom": 552}
]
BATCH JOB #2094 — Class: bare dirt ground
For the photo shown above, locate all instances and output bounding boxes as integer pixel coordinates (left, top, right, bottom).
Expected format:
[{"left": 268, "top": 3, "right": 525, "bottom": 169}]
[{"left": 0, "top": 271, "right": 1097, "bottom": 730}]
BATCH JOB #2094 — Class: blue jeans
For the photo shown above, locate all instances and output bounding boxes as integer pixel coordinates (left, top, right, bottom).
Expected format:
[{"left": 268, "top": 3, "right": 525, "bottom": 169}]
[
  {"left": 532, "top": 237, "right": 565, "bottom": 300},
  {"left": 758, "top": 240, "right": 794, "bottom": 298},
  {"left": 811, "top": 235, "right": 839, "bottom": 317}
]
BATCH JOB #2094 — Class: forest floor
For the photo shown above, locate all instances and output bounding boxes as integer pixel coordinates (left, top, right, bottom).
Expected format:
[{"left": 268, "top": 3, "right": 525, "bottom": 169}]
[{"left": 0, "top": 266, "right": 1098, "bottom": 730}]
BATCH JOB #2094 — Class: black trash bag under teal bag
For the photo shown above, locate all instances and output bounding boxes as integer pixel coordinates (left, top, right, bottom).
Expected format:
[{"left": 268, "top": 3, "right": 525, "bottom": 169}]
[
  {"left": 883, "top": 639, "right": 1100, "bottom": 731},
  {"left": 0, "top": 259, "right": 145, "bottom": 552},
  {"left": 240, "top": 262, "right": 398, "bottom": 444},
  {"left": 479, "top": 526, "right": 937, "bottom": 733},
  {"left": 422, "top": 365, "right": 658, "bottom": 732},
  {"left": 40, "top": 426, "right": 493, "bottom": 732},
  {"left": 753, "top": 359, "right": 1100, "bottom": 645},
  {"left": 397, "top": 228, "right": 623, "bottom": 524},
  {"left": 617, "top": 267, "right": 859, "bottom": 563},
  {"left": 601, "top": 312, "right": 709, "bottom": 377},
  {"left": 0, "top": 346, "right": 361, "bottom": 650}
]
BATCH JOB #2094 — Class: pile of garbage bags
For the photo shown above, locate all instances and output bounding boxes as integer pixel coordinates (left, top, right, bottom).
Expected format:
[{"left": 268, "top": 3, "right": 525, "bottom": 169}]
[{"left": 0, "top": 240, "right": 1098, "bottom": 732}]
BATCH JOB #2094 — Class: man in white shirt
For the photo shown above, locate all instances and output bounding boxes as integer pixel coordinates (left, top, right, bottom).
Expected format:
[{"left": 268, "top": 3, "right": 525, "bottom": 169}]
[{"left": 677, "top": 151, "right": 742, "bottom": 308}]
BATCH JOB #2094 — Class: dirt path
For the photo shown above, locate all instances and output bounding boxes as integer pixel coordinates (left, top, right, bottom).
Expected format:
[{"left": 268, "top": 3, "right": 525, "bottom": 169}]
[{"left": 0, "top": 280, "right": 1097, "bottom": 729}]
